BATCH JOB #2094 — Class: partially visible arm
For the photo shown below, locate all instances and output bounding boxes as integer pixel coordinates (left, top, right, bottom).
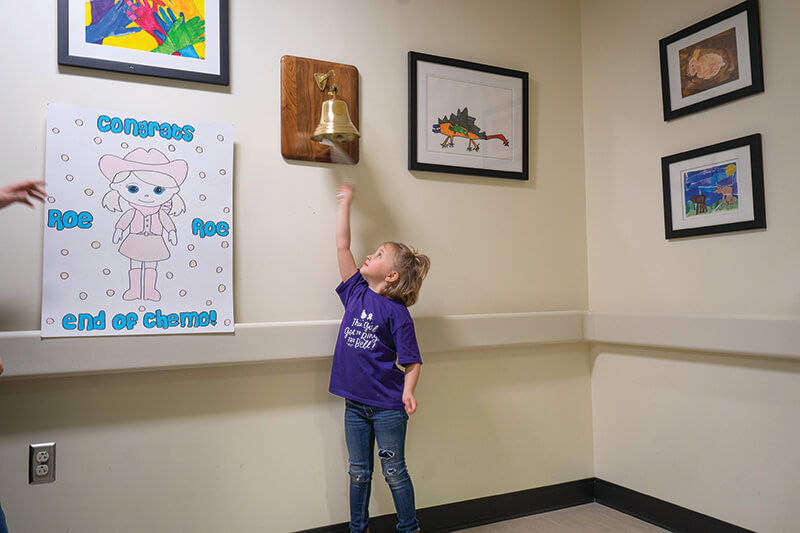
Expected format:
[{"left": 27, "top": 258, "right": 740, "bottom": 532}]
[
  {"left": 402, "top": 363, "right": 421, "bottom": 414},
  {"left": 0, "top": 180, "right": 46, "bottom": 209},
  {"left": 336, "top": 183, "right": 358, "bottom": 282}
]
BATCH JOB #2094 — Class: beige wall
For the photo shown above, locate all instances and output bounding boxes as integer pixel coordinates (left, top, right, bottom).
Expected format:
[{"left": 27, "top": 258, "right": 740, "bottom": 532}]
[
  {"left": 0, "top": 1, "right": 592, "bottom": 532},
  {"left": 591, "top": 347, "right": 800, "bottom": 532},
  {"left": 582, "top": 1, "right": 800, "bottom": 531},
  {"left": 581, "top": 0, "right": 800, "bottom": 316},
  {"left": 0, "top": 345, "right": 593, "bottom": 532},
  {"left": 4, "top": 0, "right": 798, "bottom": 531}
]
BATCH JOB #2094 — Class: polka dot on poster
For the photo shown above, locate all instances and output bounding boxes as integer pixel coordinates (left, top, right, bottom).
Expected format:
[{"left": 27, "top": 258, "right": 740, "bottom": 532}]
[
  {"left": 61, "top": 154, "right": 69, "bottom": 161},
  {"left": 224, "top": 319, "right": 231, "bottom": 326},
  {"left": 206, "top": 300, "right": 212, "bottom": 306},
  {"left": 166, "top": 272, "right": 174, "bottom": 279},
  {"left": 107, "top": 289, "right": 115, "bottom": 296},
  {"left": 168, "top": 144, "right": 176, "bottom": 152},
  {"left": 218, "top": 284, "right": 226, "bottom": 293},
  {"left": 60, "top": 272, "right": 69, "bottom": 280},
  {"left": 221, "top": 241, "right": 229, "bottom": 249},
  {"left": 46, "top": 318, "right": 55, "bottom": 325},
  {"left": 103, "top": 268, "right": 111, "bottom": 275},
  {"left": 187, "top": 244, "right": 195, "bottom": 251},
  {"left": 219, "top": 169, "right": 227, "bottom": 176},
  {"left": 75, "top": 119, "right": 84, "bottom": 126},
  {"left": 65, "top": 174, "right": 74, "bottom": 182},
  {"left": 121, "top": 142, "right": 129, "bottom": 149},
  {"left": 139, "top": 306, "right": 146, "bottom": 312},
  {"left": 217, "top": 134, "right": 224, "bottom": 142},
  {"left": 196, "top": 146, "right": 203, "bottom": 153},
  {"left": 223, "top": 207, "right": 230, "bottom": 213},
  {"left": 79, "top": 292, "right": 87, "bottom": 300},
  {"left": 91, "top": 241, "right": 101, "bottom": 249},
  {"left": 216, "top": 266, "right": 222, "bottom": 273},
  {"left": 189, "top": 260, "right": 197, "bottom": 268},
  {"left": 179, "top": 289, "right": 187, "bottom": 297},
  {"left": 199, "top": 172, "right": 206, "bottom": 179},
  {"left": 93, "top": 137, "right": 102, "bottom": 144},
  {"left": 52, "top": 128, "right": 60, "bottom": 134},
  {"left": 47, "top": 196, "right": 56, "bottom": 203},
  {"left": 84, "top": 189, "right": 94, "bottom": 196},
  {"left": 199, "top": 194, "right": 206, "bottom": 201},
  {"left": 60, "top": 249, "right": 69, "bottom": 256}
]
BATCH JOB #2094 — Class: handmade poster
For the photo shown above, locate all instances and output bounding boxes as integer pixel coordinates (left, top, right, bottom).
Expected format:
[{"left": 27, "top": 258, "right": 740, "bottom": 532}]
[{"left": 41, "top": 103, "right": 234, "bottom": 337}]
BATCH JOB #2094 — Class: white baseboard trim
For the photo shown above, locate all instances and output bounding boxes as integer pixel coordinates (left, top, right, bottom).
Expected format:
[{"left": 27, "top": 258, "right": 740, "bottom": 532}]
[{"left": 1, "top": 311, "right": 797, "bottom": 378}]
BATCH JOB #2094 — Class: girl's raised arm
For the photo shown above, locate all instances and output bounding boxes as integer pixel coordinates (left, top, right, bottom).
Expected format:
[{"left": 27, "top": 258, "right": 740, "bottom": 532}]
[{"left": 336, "top": 183, "right": 358, "bottom": 282}]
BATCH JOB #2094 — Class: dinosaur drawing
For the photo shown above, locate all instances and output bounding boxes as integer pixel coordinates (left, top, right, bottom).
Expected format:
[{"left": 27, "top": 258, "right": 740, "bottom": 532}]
[{"left": 432, "top": 108, "right": 509, "bottom": 152}]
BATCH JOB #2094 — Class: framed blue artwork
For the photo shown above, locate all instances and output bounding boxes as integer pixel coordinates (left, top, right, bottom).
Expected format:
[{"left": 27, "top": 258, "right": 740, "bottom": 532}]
[{"left": 661, "top": 134, "right": 765, "bottom": 239}]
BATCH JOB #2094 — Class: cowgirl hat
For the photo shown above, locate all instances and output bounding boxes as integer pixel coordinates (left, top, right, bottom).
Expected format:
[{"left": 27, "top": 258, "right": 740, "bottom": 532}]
[{"left": 99, "top": 148, "right": 188, "bottom": 186}]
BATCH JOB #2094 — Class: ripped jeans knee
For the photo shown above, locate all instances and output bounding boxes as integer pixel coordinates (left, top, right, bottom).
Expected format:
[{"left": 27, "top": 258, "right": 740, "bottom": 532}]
[{"left": 378, "top": 449, "right": 410, "bottom": 487}]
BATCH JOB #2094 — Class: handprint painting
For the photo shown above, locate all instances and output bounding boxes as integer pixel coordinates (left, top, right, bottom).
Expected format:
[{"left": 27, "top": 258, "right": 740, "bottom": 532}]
[
  {"left": 58, "top": 0, "right": 228, "bottom": 84},
  {"left": 41, "top": 104, "right": 234, "bottom": 338},
  {"left": 85, "top": 0, "right": 206, "bottom": 59}
]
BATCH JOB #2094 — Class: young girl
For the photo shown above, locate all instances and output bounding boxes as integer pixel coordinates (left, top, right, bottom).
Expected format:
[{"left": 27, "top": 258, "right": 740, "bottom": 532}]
[
  {"left": 331, "top": 182, "right": 430, "bottom": 533},
  {"left": 100, "top": 148, "right": 188, "bottom": 302}
]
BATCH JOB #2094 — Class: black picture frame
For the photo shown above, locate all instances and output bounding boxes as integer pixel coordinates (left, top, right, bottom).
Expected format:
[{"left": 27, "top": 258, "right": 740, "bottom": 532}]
[
  {"left": 408, "top": 51, "right": 528, "bottom": 180},
  {"left": 58, "top": 0, "right": 229, "bottom": 86},
  {"left": 659, "top": 0, "right": 763, "bottom": 121},
  {"left": 661, "top": 134, "right": 765, "bottom": 239}
]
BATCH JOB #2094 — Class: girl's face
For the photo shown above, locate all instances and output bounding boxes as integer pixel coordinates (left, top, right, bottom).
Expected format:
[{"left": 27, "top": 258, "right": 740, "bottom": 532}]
[
  {"left": 113, "top": 172, "right": 179, "bottom": 206},
  {"left": 360, "top": 244, "right": 397, "bottom": 286}
]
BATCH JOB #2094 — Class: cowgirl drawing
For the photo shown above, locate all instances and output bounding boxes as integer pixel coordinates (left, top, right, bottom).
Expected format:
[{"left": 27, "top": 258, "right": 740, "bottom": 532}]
[{"left": 100, "top": 148, "right": 188, "bottom": 301}]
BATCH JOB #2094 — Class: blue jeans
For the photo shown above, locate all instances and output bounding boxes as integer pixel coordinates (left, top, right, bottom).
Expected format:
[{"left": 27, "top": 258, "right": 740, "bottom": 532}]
[
  {"left": 0, "top": 501, "right": 8, "bottom": 533},
  {"left": 344, "top": 399, "right": 419, "bottom": 533}
]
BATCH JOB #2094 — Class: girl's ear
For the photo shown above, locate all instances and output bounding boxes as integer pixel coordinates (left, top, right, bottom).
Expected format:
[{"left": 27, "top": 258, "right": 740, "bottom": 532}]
[{"left": 385, "top": 271, "right": 399, "bottom": 283}]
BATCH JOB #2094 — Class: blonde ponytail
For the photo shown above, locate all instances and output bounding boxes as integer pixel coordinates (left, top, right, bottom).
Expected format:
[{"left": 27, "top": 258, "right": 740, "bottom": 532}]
[{"left": 381, "top": 242, "right": 430, "bottom": 306}]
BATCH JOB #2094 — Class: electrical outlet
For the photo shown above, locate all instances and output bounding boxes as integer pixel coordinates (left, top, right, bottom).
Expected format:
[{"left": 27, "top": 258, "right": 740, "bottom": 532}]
[{"left": 29, "top": 442, "right": 56, "bottom": 484}]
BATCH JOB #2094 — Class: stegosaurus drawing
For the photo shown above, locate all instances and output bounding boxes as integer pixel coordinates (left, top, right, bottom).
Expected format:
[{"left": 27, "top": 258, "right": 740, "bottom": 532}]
[{"left": 432, "top": 108, "right": 510, "bottom": 152}]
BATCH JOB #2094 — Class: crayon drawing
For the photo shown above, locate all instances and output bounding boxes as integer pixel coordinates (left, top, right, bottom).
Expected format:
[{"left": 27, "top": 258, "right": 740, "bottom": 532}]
[
  {"left": 682, "top": 161, "right": 739, "bottom": 219},
  {"left": 432, "top": 107, "right": 509, "bottom": 153},
  {"left": 42, "top": 104, "right": 234, "bottom": 338}
]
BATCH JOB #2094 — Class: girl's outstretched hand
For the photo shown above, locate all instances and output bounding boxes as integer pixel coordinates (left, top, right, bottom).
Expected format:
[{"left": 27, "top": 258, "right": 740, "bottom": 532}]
[{"left": 336, "top": 182, "right": 354, "bottom": 205}]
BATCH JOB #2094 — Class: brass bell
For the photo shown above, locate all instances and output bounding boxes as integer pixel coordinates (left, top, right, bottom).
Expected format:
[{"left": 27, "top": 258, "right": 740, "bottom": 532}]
[{"left": 311, "top": 70, "right": 360, "bottom": 144}]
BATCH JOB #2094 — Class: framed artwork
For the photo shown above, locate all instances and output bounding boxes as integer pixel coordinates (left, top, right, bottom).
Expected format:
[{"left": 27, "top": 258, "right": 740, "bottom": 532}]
[
  {"left": 659, "top": 0, "right": 763, "bottom": 121},
  {"left": 408, "top": 51, "right": 528, "bottom": 180},
  {"left": 661, "top": 134, "right": 765, "bottom": 239},
  {"left": 58, "top": 0, "right": 230, "bottom": 85}
]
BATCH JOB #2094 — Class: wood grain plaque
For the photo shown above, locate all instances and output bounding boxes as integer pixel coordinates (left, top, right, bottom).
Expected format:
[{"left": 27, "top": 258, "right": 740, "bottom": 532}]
[{"left": 280, "top": 55, "right": 359, "bottom": 164}]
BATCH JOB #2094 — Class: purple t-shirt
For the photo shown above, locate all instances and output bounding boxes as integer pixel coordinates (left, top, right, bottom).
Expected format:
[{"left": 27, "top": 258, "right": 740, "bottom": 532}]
[{"left": 329, "top": 271, "right": 422, "bottom": 410}]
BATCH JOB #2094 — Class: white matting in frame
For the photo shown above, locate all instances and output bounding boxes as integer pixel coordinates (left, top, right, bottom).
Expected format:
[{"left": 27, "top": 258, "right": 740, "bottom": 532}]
[{"left": 416, "top": 61, "right": 523, "bottom": 172}]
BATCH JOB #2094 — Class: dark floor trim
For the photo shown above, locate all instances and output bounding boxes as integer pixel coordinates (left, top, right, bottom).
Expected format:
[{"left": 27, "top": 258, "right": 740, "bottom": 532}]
[
  {"left": 298, "top": 477, "right": 753, "bottom": 533},
  {"left": 298, "top": 478, "right": 594, "bottom": 533},
  {"left": 594, "top": 479, "right": 755, "bottom": 533}
]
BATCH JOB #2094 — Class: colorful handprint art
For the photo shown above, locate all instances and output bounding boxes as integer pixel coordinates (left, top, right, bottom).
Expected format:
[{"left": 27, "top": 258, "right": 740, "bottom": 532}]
[{"left": 85, "top": 0, "right": 206, "bottom": 59}]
